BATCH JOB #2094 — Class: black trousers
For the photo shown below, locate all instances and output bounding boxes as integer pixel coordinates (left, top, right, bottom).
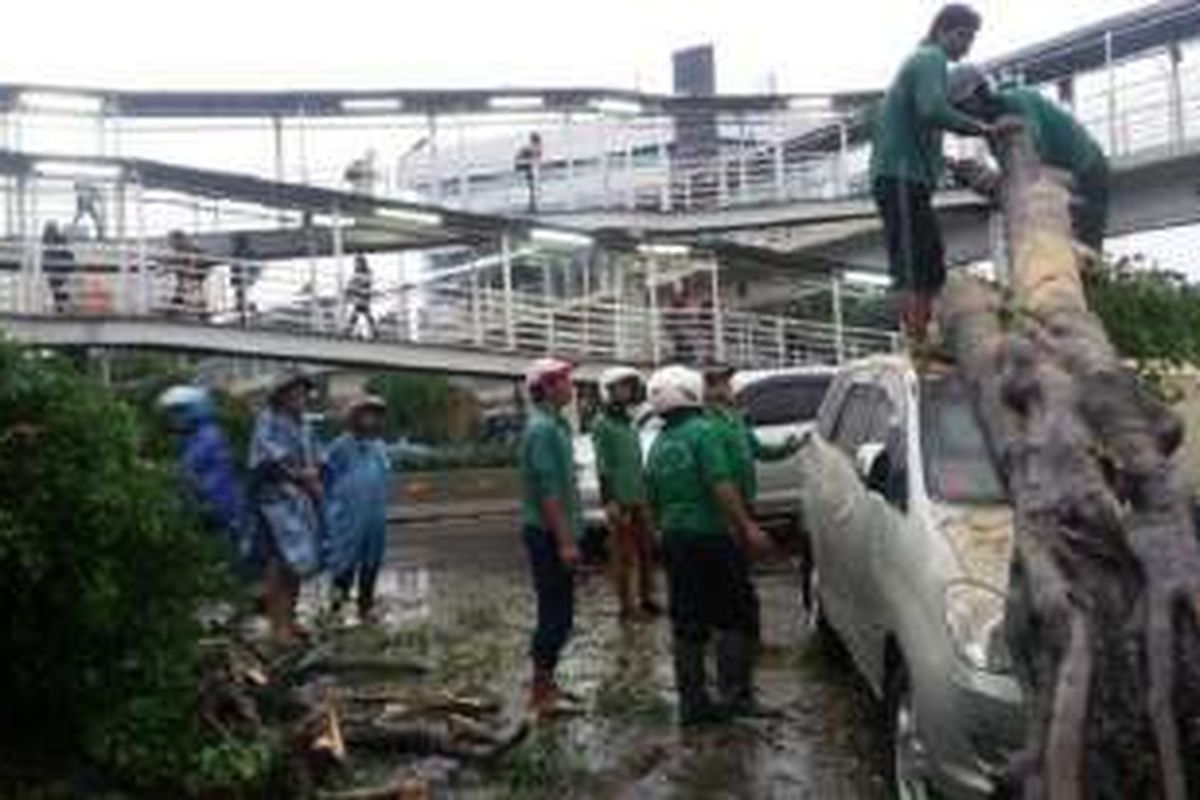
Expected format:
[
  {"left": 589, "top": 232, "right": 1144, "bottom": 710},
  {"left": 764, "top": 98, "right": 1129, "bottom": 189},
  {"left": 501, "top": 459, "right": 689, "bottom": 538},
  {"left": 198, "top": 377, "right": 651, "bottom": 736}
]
[
  {"left": 523, "top": 526, "right": 575, "bottom": 672},
  {"left": 662, "top": 534, "right": 756, "bottom": 645},
  {"left": 873, "top": 177, "right": 946, "bottom": 294}
]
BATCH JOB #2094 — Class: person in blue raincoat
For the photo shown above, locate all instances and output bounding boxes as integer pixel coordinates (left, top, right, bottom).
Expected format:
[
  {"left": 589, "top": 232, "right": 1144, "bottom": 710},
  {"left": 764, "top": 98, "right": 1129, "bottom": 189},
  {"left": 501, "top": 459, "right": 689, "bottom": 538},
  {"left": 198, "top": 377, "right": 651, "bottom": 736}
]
[
  {"left": 158, "top": 385, "right": 249, "bottom": 564},
  {"left": 323, "top": 394, "right": 391, "bottom": 623},
  {"left": 249, "top": 371, "right": 322, "bottom": 644}
]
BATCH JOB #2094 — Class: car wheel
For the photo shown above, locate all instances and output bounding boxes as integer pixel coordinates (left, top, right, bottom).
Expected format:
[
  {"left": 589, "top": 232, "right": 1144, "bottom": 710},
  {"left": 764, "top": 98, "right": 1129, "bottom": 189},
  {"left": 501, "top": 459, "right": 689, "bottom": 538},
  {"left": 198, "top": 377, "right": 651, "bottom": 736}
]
[{"left": 886, "top": 662, "right": 937, "bottom": 800}]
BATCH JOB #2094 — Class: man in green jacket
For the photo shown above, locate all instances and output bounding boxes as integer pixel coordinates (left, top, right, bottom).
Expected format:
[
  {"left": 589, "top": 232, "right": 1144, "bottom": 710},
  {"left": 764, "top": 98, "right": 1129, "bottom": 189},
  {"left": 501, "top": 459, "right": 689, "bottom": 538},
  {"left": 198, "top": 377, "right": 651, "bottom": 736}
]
[
  {"left": 947, "top": 64, "right": 1109, "bottom": 254},
  {"left": 870, "top": 3, "right": 1002, "bottom": 346},
  {"left": 646, "top": 366, "right": 773, "bottom": 726},
  {"left": 520, "top": 357, "right": 584, "bottom": 718},
  {"left": 703, "top": 364, "right": 799, "bottom": 662},
  {"left": 592, "top": 366, "right": 660, "bottom": 622}
]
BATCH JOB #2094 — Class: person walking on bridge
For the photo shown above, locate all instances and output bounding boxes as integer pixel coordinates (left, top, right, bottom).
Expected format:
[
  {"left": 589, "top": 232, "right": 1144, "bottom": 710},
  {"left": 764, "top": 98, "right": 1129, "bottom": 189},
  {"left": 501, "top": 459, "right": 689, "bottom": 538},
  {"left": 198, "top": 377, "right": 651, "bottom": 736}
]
[
  {"left": 593, "top": 366, "right": 661, "bottom": 623},
  {"left": 323, "top": 394, "right": 391, "bottom": 624},
  {"left": 645, "top": 365, "right": 774, "bottom": 727},
  {"left": 870, "top": 4, "right": 1005, "bottom": 347},
  {"left": 946, "top": 64, "right": 1109, "bottom": 255},
  {"left": 520, "top": 358, "right": 584, "bottom": 717}
]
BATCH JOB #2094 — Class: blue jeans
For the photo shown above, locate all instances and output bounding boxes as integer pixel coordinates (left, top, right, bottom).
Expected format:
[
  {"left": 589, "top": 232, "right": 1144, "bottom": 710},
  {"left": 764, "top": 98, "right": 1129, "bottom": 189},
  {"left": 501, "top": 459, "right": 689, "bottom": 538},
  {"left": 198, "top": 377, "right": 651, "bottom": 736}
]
[{"left": 523, "top": 526, "right": 575, "bottom": 672}]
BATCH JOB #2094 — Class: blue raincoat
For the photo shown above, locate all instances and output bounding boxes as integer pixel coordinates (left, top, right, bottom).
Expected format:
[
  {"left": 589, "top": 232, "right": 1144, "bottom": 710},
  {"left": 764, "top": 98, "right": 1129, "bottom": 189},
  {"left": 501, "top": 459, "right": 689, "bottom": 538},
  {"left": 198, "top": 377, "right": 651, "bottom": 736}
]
[
  {"left": 178, "top": 419, "right": 249, "bottom": 561},
  {"left": 249, "top": 407, "right": 322, "bottom": 577},
  {"left": 322, "top": 433, "right": 391, "bottom": 579}
]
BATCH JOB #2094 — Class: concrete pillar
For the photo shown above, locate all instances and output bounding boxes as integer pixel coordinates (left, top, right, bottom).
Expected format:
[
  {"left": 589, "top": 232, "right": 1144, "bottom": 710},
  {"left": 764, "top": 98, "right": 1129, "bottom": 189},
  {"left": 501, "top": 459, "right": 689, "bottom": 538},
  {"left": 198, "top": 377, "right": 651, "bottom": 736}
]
[{"left": 831, "top": 273, "right": 846, "bottom": 364}]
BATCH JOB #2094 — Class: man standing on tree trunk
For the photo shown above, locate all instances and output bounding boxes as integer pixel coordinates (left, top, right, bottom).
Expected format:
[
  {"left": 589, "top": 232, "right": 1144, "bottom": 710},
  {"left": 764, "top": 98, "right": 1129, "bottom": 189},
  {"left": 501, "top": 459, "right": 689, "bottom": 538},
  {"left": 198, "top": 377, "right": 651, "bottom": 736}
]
[{"left": 870, "top": 4, "right": 999, "bottom": 347}]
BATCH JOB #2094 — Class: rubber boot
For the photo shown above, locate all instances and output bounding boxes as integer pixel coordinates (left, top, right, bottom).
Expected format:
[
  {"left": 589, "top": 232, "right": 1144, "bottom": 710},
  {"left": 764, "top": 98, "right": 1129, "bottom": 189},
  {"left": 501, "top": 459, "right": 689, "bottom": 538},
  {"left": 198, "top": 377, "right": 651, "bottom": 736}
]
[
  {"left": 716, "top": 631, "right": 780, "bottom": 719},
  {"left": 674, "top": 638, "right": 727, "bottom": 727}
]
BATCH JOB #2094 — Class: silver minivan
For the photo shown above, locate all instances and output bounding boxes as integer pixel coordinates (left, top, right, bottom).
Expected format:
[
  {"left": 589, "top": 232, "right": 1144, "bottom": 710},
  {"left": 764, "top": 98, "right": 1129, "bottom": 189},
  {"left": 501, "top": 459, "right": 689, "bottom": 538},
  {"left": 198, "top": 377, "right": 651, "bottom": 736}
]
[{"left": 797, "top": 355, "right": 1024, "bottom": 799}]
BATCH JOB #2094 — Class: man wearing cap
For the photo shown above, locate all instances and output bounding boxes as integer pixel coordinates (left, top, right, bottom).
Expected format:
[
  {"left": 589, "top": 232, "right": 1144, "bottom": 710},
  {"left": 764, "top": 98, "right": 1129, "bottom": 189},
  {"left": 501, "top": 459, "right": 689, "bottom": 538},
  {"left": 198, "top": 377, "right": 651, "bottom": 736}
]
[
  {"left": 946, "top": 64, "right": 1109, "bottom": 254},
  {"left": 519, "top": 357, "right": 584, "bottom": 716},
  {"left": 323, "top": 394, "right": 391, "bottom": 624},
  {"left": 249, "top": 370, "right": 322, "bottom": 645},
  {"left": 592, "top": 366, "right": 660, "bottom": 622},
  {"left": 645, "top": 365, "right": 774, "bottom": 726}
]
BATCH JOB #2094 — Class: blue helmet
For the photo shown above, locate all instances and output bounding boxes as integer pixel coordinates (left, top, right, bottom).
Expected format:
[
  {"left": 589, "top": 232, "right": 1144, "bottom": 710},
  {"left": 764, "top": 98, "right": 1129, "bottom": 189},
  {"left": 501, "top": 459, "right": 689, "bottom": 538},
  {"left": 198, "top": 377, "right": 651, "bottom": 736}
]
[{"left": 158, "top": 385, "right": 215, "bottom": 428}]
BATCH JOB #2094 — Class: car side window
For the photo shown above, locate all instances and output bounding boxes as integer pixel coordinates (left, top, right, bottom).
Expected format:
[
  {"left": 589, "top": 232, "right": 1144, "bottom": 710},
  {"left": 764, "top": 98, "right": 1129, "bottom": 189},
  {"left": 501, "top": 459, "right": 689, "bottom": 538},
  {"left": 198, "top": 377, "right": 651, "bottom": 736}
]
[{"left": 831, "top": 384, "right": 890, "bottom": 456}]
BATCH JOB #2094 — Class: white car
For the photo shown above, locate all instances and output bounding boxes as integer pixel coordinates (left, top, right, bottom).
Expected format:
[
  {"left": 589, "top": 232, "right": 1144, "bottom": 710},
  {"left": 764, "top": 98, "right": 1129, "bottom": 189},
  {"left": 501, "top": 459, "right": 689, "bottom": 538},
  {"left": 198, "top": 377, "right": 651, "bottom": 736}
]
[
  {"left": 797, "top": 355, "right": 1023, "bottom": 799},
  {"left": 575, "top": 366, "right": 835, "bottom": 535}
]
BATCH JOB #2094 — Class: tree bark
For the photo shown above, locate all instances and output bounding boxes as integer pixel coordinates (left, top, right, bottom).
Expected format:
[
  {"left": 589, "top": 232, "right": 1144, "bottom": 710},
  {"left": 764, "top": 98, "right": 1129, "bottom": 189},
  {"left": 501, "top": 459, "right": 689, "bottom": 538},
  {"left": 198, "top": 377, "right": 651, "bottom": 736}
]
[{"left": 939, "top": 123, "right": 1200, "bottom": 799}]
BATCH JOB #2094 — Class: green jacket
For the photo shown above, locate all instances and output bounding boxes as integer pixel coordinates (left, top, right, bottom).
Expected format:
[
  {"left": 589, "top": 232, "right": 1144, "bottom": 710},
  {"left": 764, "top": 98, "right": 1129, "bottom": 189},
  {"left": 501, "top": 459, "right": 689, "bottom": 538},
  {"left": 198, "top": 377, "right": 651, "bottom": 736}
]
[
  {"left": 519, "top": 404, "right": 583, "bottom": 540},
  {"left": 646, "top": 410, "right": 734, "bottom": 541},
  {"left": 995, "top": 88, "right": 1107, "bottom": 182},
  {"left": 706, "top": 406, "right": 795, "bottom": 503},
  {"left": 870, "top": 44, "right": 982, "bottom": 187},
  {"left": 590, "top": 405, "right": 646, "bottom": 507}
]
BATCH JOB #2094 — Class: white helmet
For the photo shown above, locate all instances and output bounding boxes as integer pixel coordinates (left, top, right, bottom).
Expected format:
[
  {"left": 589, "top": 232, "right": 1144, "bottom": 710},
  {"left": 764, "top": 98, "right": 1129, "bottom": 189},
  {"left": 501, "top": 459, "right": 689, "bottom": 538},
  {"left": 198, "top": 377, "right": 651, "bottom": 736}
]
[
  {"left": 157, "top": 385, "right": 214, "bottom": 426},
  {"left": 599, "top": 366, "right": 644, "bottom": 404},
  {"left": 647, "top": 365, "right": 704, "bottom": 416}
]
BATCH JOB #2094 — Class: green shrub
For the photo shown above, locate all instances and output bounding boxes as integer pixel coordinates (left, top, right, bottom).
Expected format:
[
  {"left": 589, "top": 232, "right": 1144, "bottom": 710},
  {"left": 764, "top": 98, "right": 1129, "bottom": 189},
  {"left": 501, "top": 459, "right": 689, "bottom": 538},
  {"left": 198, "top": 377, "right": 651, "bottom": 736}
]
[{"left": 0, "top": 343, "right": 259, "bottom": 792}]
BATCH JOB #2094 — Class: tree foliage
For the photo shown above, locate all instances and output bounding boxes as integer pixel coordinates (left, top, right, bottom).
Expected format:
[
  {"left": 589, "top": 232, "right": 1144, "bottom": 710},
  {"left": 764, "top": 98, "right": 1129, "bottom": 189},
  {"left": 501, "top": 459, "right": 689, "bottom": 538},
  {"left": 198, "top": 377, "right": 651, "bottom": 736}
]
[
  {"left": 365, "top": 372, "right": 479, "bottom": 443},
  {"left": 1085, "top": 255, "right": 1200, "bottom": 371},
  {"left": 0, "top": 342, "right": 257, "bottom": 791}
]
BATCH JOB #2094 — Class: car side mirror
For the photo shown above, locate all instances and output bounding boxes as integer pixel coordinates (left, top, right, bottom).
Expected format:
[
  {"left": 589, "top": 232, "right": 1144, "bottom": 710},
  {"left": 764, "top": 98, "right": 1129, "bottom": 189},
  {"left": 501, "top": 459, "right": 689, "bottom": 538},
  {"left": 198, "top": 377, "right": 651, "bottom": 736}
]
[
  {"left": 856, "top": 442, "right": 908, "bottom": 510},
  {"left": 855, "top": 443, "right": 886, "bottom": 484}
]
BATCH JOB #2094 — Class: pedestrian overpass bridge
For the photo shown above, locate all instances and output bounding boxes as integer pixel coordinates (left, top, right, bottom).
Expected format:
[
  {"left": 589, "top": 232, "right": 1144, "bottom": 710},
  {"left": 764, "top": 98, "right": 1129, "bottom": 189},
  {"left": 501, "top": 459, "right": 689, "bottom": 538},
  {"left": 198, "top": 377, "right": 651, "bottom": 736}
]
[{"left": 1, "top": 1, "right": 1197, "bottom": 375}]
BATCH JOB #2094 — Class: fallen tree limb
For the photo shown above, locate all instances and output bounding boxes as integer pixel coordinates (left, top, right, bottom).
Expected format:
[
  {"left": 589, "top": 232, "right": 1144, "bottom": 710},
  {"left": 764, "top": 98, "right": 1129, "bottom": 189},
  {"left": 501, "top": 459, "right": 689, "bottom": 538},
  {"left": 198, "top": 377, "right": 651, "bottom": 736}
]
[{"left": 940, "top": 123, "right": 1200, "bottom": 799}]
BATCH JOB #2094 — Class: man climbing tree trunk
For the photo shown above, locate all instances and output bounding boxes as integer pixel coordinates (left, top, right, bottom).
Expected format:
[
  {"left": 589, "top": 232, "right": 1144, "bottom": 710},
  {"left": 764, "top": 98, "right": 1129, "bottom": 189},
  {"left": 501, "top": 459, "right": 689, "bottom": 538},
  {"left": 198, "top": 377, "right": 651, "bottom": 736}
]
[{"left": 939, "top": 124, "right": 1200, "bottom": 799}]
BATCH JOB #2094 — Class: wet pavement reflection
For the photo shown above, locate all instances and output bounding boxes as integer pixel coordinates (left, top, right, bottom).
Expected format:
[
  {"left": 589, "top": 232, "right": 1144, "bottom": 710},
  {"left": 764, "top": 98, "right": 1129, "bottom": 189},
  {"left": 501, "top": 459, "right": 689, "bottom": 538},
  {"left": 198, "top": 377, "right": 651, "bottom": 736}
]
[{"left": 305, "top": 517, "right": 889, "bottom": 798}]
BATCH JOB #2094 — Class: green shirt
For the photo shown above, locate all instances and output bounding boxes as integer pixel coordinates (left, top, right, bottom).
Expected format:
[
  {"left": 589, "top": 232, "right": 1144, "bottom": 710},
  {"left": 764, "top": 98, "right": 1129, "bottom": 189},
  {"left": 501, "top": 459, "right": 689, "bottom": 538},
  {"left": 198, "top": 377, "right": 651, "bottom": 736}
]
[
  {"left": 590, "top": 405, "right": 646, "bottom": 507},
  {"left": 646, "top": 410, "right": 734, "bottom": 540},
  {"left": 870, "top": 44, "right": 982, "bottom": 187},
  {"left": 996, "top": 88, "right": 1106, "bottom": 181},
  {"left": 520, "top": 404, "right": 583, "bottom": 540},
  {"left": 706, "top": 406, "right": 794, "bottom": 503}
]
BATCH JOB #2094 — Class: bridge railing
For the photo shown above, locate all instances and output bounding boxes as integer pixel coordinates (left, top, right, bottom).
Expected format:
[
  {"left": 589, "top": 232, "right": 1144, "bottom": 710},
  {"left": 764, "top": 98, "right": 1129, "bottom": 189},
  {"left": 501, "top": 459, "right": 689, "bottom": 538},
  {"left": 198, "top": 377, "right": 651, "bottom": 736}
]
[{"left": 0, "top": 240, "right": 897, "bottom": 369}]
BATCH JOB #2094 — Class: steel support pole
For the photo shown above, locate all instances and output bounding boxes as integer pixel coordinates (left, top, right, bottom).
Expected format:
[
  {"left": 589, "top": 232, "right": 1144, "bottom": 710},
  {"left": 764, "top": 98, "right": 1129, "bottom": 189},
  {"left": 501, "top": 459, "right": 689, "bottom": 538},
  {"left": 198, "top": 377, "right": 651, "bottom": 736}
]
[
  {"left": 501, "top": 233, "right": 515, "bottom": 350},
  {"left": 332, "top": 207, "right": 346, "bottom": 332},
  {"left": 647, "top": 255, "right": 661, "bottom": 365},
  {"left": 837, "top": 122, "right": 850, "bottom": 197},
  {"left": 614, "top": 253, "right": 625, "bottom": 360},
  {"left": 624, "top": 140, "right": 635, "bottom": 211},
  {"left": 29, "top": 178, "right": 42, "bottom": 314},
  {"left": 1105, "top": 30, "right": 1118, "bottom": 155},
  {"left": 115, "top": 174, "right": 129, "bottom": 313},
  {"left": 135, "top": 178, "right": 149, "bottom": 314},
  {"left": 428, "top": 113, "right": 441, "bottom": 204},
  {"left": 831, "top": 274, "right": 846, "bottom": 364},
  {"left": 471, "top": 256, "right": 483, "bottom": 347},
  {"left": 563, "top": 112, "right": 576, "bottom": 211},
  {"left": 710, "top": 257, "right": 725, "bottom": 363},
  {"left": 16, "top": 175, "right": 29, "bottom": 313},
  {"left": 305, "top": 213, "right": 319, "bottom": 333},
  {"left": 1168, "top": 43, "right": 1185, "bottom": 151}
]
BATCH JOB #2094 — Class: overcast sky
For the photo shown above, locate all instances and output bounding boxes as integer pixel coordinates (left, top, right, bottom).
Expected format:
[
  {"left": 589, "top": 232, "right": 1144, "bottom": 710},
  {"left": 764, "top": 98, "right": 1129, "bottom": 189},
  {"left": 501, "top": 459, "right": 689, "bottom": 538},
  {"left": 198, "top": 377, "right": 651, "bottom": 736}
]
[
  {"left": 4, "top": 0, "right": 1192, "bottom": 274},
  {"left": 1, "top": 0, "right": 1151, "bottom": 93}
]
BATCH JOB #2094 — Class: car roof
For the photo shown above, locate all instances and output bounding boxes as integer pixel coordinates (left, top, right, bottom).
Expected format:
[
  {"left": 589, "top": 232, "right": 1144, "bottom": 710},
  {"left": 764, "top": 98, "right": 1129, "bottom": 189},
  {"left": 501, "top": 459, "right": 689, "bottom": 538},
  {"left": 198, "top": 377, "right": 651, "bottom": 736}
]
[{"left": 732, "top": 365, "right": 839, "bottom": 393}]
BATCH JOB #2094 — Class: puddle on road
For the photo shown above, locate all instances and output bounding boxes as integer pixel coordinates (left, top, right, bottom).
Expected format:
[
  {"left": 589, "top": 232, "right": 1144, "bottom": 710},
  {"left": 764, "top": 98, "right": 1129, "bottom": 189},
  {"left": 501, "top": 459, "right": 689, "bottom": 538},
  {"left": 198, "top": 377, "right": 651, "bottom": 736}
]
[{"left": 299, "top": 555, "right": 889, "bottom": 799}]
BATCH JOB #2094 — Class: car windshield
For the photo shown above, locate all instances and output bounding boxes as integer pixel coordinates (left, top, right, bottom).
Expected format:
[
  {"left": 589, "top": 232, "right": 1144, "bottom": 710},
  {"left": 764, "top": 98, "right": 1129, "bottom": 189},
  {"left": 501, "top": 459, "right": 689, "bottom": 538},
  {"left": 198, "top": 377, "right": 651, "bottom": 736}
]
[
  {"left": 738, "top": 373, "right": 832, "bottom": 427},
  {"left": 921, "top": 376, "right": 1006, "bottom": 504}
]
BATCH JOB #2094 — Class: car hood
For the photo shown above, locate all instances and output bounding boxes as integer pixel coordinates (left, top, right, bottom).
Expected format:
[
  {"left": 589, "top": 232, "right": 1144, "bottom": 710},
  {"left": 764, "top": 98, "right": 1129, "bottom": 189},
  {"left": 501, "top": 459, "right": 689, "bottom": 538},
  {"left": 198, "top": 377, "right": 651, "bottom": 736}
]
[{"left": 933, "top": 503, "right": 1015, "bottom": 592}]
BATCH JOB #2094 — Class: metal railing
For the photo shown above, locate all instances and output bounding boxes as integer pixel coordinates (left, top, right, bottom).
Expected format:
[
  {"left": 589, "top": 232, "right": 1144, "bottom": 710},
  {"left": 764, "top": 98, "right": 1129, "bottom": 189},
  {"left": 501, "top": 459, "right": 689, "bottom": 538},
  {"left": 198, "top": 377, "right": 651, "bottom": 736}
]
[{"left": 0, "top": 241, "right": 897, "bottom": 369}]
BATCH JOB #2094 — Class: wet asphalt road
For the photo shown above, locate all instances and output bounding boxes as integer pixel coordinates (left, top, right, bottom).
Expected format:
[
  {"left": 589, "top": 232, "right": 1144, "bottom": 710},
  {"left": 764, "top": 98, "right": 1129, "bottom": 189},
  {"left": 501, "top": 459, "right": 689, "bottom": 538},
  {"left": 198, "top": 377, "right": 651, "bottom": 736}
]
[{"left": 328, "top": 516, "right": 891, "bottom": 798}]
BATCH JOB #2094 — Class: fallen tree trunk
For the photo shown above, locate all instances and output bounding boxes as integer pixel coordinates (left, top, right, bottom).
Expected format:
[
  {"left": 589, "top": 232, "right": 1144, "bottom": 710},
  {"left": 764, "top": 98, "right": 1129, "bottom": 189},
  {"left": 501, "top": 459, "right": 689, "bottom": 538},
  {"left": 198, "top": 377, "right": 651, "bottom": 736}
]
[{"left": 940, "top": 124, "right": 1200, "bottom": 799}]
